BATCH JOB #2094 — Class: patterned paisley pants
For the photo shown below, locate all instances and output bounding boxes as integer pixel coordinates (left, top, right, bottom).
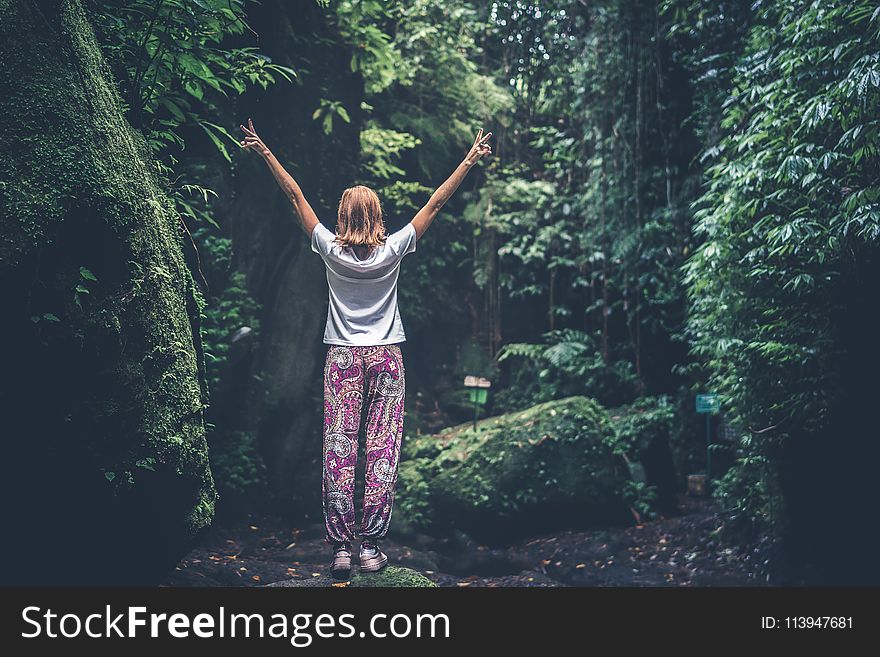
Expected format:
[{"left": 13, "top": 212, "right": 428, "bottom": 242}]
[{"left": 322, "top": 343, "right": 406, "bottom": 546}]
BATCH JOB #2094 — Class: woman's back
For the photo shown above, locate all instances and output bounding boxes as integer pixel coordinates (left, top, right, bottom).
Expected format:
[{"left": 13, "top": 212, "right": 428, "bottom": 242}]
[{"left": 311, "top": 221, "right": 417, "bottom": 345}]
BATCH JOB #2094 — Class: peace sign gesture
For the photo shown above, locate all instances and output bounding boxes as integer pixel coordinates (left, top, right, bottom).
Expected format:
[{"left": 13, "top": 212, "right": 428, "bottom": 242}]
[
  {"left": 239, "top": 118, "right": 270, "bottom": 158},
  {"left": 464, "top": 128, "right": 493, "bottom": 166}
]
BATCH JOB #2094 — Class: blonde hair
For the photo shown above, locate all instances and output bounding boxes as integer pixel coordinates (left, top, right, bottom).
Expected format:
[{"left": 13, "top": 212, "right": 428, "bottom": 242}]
[{"left": 335, "top": 185, "right": 387, "bottom": 250}]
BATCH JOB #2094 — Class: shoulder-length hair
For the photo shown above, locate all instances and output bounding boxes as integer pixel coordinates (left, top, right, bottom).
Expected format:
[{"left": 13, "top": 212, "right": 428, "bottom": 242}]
[{"left": 335, "top": 185, "right": 387, "bottom": 249}]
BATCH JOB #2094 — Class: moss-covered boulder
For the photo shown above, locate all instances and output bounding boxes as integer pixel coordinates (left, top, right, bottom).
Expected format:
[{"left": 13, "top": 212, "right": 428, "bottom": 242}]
[
  {"left": 0, "top": 0, "right": 216, "bottom": 584},
  {"left": 267, "top": 566, "right": 436, "bottom": 588},
  {"left": 393, "top": 396, "right": 633, "bottom": 541}
]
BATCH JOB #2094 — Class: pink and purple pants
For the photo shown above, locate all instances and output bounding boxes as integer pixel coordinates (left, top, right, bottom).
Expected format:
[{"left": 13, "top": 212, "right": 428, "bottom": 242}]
[{"left": 321, "top": 344, "right": 406, "bottom": 547}]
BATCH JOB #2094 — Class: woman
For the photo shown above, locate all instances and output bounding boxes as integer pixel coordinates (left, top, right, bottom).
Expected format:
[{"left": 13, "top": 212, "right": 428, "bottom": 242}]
[{"left": 239, "top": 118, "right": 492, "bottom": 578}]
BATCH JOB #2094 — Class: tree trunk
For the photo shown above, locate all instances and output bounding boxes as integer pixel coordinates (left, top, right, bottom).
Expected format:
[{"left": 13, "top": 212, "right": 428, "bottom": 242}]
[{"left": 0, "top": 0, "right": 216, "bottom": 584}]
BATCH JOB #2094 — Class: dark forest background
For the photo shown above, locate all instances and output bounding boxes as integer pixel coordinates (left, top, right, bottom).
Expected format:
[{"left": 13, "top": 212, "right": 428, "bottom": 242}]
[{"left": 1, "top": 0, "right": 878, "bottom": 586}]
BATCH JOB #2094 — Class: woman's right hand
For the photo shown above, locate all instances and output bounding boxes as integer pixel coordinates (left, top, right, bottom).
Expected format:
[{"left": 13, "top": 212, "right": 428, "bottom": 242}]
[
  {"left": 463, "top": 128, "right": 492, "bottom": 167},
  {"left": 239, "top": 118, "right": 271, "bottom": 158}
]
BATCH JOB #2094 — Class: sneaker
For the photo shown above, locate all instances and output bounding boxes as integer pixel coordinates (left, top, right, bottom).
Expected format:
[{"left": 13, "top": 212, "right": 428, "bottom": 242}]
[
  {"left": 330, "top": 543, "right": 352, "bottom": 579},
  {"left": 358, "top": 541, "right": 388, "bottom": 573}
]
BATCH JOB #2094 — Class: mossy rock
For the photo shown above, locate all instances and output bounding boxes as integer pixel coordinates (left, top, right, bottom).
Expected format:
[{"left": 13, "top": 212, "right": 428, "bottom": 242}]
[
  {"left": 395, "top": 396, "right": 632, "bottom": 541},
  {"left": 0, "top": 0, "right": 215, "bottom": 584},
  {"left": 267, "top": 566, "right": 437, "bottom": 588}
]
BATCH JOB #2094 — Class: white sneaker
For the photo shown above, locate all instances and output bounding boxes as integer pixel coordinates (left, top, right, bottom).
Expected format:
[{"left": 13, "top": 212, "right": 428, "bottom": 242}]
[{"left": 359, "top": 542, "right": 388, "bottom": 572}]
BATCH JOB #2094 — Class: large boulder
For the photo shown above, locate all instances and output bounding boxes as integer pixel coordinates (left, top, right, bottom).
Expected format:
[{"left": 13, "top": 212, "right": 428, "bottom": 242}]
[
  {"left": 392, "top": 396, "right": 633, "bottom": 542},
  {"left": 0, "top": 0, "right": 216, "bottom": 584}
]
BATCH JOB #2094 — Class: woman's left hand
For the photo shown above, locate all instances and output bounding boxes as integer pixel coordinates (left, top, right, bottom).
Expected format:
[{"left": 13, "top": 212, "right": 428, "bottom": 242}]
[{"left": 239, "top": 118, "right": 270, "bottom": 157}]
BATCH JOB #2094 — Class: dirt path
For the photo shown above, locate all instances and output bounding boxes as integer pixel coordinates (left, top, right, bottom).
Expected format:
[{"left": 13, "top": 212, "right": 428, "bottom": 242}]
[{"left": 164, "top": 494, "right": 767, "bottom": 587}]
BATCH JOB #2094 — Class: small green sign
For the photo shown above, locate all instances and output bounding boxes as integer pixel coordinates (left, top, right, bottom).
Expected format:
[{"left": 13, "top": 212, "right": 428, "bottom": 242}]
[
  {"left": 696, "top": 393, "right": 720, "bottom": 414},
  {"left": 468, "top": 388, "right": 489, "bottom": 406}
]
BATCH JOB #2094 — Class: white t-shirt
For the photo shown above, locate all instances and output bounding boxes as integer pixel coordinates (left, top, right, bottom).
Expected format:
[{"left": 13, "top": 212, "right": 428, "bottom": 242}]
[{"left": 310, "top": 221, "right": 418, "bottom": 345}]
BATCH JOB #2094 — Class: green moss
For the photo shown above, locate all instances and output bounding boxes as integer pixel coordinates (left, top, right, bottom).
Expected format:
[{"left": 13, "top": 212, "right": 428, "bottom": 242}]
[
  {"left": 348, "top": 566, "right": 437, "bottom": 588},
  {"left": 268, "top": 566, "right": 437, "bottom": 588},
  {"left": 397, "top": 396, "right": 632, "bottom": 539},
  {"left": 0, "top": 0, "right": 216, "bottom": 581}
]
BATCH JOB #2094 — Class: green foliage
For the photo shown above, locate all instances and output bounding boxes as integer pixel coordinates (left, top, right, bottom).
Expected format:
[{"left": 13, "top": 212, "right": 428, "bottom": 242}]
[
  {"left": 481, "top": 166, "right": 562, "bottom": 298},
  {"left": 193, "top": 228, "right": 266, "bottom": 499},
  {"left": 332, "top": 0, "right": 401, "bottom": 95},
  {"left": 609, "top": 395, "right": 678, "bottom": 517},
  {"left": 682, "top": 0, "right": 880, "bottom": 522},
  {"left": 495, "top": 329, "right": 639, "bottom": 411},
  {"left": 379, "top": 0, "right": 514, "bottom": 179},
  {"left": 195, "top": 231, "right": 261, "bottom": 388},
  {"left": 88, "top": 0, "right": 297, "bottom": 228},
  {"left": 611, "top": 395, "right": 676, "bottom": 458},
  {"left": 90, "top": 0, "right": 295, "bottom": 148},
  {"left": 622, "top": 480, "right": 659, "bottom": 522},
  {"left": 313, "top": 98, "right": 353, "bottom": 135},
  {"left": 424, "top": 0, "right": 701, "bottom": 399},
  {"left": 205, "top": 428, "right": 266, "bottom": 499},
  {"left": 360, "top": 124, "right": 421, "bottom": 181},
  {"left": 342, "top": 0, "right": 513, "bottom": 182}
]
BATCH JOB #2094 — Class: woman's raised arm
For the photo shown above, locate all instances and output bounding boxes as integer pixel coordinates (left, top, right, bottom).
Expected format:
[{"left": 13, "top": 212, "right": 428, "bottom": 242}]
[
  {"left": 239, "top": 118, "right": 320, "bottom": 236},
  {"left": 410, "top": 128, "right": 492, "bottom": 240}
]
